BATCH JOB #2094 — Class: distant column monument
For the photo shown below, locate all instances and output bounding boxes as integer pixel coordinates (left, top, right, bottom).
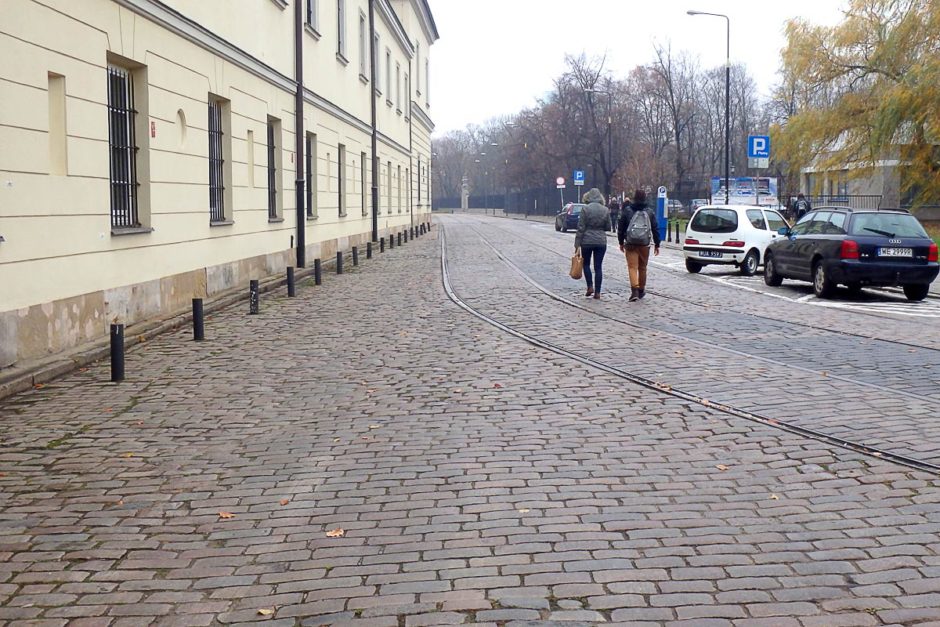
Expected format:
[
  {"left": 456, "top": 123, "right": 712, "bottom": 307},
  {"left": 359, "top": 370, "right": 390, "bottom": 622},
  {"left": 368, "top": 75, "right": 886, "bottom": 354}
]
[{"left": 460, "top": 176, "right": 469, "bottom": 211}]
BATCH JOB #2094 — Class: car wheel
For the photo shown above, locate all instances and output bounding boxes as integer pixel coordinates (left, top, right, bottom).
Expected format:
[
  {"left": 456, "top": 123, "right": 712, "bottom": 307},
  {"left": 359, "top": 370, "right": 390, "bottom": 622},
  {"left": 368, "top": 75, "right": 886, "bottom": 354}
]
[
  {"left": 685, "top": 259, "right": 703, "bottom": 274},
  {"left": 903, "top": 284, "right": 930, "bottom": 301},
  {"left": 813, "top": 261, "right": 835, "bottom": 298},
  {"left": 764, "top": 254, "right": 783, "bottom": 287},
  {"left": 555, "top": 224, "right": 561, "bottom": 232},
  {"left": 561, "top": 225, "right": 567, "bottom": 233},
  {"left": 740, "top": 249, "right": 759, "bottom": 276}
]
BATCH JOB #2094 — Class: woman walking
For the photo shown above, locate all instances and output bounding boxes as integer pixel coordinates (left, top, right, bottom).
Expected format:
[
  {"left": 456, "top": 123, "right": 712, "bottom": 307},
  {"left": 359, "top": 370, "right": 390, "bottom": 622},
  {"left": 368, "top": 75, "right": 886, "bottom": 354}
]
[
  {"left": 575, "top": 188, "right": 613, "bottom": 299},
  {"left": 618, "top": 189, "right": 660, "bottom": 302}
]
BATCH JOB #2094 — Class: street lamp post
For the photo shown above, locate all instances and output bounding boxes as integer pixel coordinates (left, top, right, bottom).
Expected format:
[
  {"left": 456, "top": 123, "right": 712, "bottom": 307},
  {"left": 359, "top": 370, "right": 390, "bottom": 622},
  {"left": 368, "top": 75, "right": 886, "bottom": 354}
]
[
  {"left": 687, "top": 9, "right": 730, "bottom": 205},
  {"left": 584, "top": 88, "right": 612, "bottom": 198}
]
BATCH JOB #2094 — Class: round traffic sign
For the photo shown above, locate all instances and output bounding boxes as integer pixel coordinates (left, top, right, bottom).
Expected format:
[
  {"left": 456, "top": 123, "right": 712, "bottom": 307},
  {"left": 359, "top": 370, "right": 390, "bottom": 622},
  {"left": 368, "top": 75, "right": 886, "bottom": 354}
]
[{"left": 556, "top": 177, "right": 565, "bottom": 185}]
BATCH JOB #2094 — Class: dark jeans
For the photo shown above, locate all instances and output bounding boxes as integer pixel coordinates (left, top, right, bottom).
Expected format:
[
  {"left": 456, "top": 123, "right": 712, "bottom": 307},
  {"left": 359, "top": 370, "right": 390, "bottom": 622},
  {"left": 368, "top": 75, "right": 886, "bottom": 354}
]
[{"left": 582, "top": 245, "right": 606, "bottom": 293}]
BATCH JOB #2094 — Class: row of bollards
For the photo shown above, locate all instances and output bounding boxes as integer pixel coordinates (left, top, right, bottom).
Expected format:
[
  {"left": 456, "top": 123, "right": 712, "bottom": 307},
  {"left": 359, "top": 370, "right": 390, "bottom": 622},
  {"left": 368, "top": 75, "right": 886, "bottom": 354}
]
[
  {"left": 666, "top": 219, "right": 683, "bottom": 244},
  {"left": 109, "top": 219, "right": 434, "bottom": 382}
]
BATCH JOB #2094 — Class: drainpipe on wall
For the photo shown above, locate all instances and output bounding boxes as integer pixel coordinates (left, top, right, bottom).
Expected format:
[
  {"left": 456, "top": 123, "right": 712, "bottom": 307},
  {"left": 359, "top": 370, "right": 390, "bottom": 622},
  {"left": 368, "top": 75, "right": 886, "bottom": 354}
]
[
  {"left": 294, "top": 0, "right": 306, "bottom": 267},
  {"left": 369, "top": 0, "right": 379, "bottom": 242}
]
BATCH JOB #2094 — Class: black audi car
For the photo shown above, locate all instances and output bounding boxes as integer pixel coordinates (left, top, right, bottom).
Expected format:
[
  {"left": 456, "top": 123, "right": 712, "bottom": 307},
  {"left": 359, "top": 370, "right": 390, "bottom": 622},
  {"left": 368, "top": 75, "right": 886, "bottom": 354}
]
[{"left": 763, "top": 207, "right": 939, "bottom": 300}]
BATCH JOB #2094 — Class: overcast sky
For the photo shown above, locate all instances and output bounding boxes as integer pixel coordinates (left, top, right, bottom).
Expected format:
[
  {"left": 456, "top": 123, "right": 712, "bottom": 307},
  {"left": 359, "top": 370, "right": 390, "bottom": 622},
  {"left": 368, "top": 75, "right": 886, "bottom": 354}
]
[{"left": 427, "top": 0, "right": 847, "bottom": 136}]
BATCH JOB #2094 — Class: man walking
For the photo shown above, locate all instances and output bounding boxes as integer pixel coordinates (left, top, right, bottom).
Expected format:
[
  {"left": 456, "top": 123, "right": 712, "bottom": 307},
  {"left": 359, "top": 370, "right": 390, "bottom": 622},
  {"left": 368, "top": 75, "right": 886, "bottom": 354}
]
[{"left": 618, "top": 189, "right": 660, "bottom": 302}]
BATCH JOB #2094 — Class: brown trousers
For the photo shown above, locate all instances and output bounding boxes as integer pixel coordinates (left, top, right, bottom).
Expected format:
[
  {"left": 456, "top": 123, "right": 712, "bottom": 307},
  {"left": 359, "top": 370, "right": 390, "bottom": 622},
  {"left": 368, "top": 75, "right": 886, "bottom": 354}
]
[{"left": 624, "top": 245, "right": 651, "bottom": 289}]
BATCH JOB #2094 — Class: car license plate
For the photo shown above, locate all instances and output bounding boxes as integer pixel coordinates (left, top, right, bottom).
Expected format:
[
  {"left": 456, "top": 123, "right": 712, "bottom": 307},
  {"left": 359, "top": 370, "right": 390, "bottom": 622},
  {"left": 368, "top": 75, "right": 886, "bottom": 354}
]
[
  {"left": 699, "top": 251, "right": 723, "bottom": 258},
  {"left": 878, "top": 247, "right": 913, "bottom": 257}
]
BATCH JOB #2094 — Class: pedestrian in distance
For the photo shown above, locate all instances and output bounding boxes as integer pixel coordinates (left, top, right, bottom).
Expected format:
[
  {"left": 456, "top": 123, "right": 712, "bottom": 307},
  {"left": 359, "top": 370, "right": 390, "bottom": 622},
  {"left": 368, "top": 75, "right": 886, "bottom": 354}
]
[
  {"left": 794, "top": 193, "right": 812, "bottom": 220},
  {"left": 575, "top": 188, "right": 613, "bottom": 299},
  {"left": 618, "top": 189, "right": 660, "bottom": 302},
  {"left": 608, "top": 196, "right": 620, "bottom": 233}
]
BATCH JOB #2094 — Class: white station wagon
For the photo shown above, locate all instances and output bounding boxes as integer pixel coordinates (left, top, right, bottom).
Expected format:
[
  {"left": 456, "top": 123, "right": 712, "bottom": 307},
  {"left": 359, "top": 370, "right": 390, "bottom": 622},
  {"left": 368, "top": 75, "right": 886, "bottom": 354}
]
[{"left": 683, "top": 205, "right": 790, "bottom": 275}]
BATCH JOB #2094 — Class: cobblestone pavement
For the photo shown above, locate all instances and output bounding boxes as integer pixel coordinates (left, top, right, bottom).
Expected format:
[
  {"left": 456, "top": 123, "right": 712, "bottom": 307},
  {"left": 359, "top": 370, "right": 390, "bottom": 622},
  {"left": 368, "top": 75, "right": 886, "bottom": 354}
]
[
  {"left": 452, "top": 216, "right": 940, "bottom": 464},
  {"left": 0, "top": 218, "right": 938, "bottom": 626}
]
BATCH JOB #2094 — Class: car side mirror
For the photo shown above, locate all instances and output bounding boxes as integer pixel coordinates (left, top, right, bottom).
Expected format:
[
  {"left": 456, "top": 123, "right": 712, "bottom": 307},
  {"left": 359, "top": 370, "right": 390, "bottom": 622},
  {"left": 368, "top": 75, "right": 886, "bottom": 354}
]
[{"left": 777, "top": 226, "right": 789, "bottom": 236}]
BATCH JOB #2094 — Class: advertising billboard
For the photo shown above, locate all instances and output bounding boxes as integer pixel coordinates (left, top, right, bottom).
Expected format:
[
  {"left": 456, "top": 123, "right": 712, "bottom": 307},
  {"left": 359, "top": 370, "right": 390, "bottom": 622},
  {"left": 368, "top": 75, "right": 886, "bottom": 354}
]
[{"left": 710, "top": 176, "right": 778, "bottom": 206}]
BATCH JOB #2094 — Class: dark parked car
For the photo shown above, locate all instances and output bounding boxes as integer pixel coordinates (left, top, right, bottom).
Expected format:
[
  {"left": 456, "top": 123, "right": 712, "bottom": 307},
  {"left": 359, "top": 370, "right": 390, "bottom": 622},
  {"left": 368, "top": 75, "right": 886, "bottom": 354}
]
[
  {"left": 763, "top": 208, "right": 939, "bottom": 300},
  {"left": 555, "top": 203, "right": 586, "bottom": 232}
]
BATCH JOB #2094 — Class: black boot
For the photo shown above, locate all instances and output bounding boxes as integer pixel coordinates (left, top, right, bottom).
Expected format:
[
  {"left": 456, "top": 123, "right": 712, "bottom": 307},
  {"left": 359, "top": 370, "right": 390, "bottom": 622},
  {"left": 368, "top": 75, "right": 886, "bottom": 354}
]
[
  {"left": 638, "top": 288, "right": 646, "bottom": 299},
  {"left": 629, "top": 288, "right": 639, "bottom": 302}
]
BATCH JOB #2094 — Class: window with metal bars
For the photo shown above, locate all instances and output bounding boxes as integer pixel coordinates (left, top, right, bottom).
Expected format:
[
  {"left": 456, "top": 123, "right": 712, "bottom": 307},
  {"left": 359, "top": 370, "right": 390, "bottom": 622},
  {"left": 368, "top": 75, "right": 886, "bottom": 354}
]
[
  {"left": 208, "top": 100, "right": 225, "bottom": 222},
  {"left": 267, "top": 120, "right": 277, "bottom": 218},
  {"left": 338, "top": 143, "right": 346, "bottom": 216},
  {"left": 107, "top": 65, "right": 140, "bottom": 228}
]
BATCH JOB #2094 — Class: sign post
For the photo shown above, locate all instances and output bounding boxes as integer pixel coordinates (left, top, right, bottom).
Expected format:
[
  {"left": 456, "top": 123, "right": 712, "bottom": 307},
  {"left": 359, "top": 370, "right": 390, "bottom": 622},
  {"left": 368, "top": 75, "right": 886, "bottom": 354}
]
[
  {"left": 573, "top": 170, "right": 585, "bottom": 201},
  {"left": 556, "top": 176, "right": 566, "bottom": 210},
  {"left": 747, "top": 135, "right": 770, "bottom": 205},
  {"left": 656, "top": 186, "right": 668, "bottom": 243}
]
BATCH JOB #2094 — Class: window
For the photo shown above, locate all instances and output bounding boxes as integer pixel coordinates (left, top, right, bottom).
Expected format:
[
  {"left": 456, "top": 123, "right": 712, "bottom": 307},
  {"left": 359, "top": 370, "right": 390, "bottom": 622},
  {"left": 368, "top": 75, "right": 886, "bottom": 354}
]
[
  {"left": 373, "top": 34, "right": 381, "bottom": 95},
  {"left": 387, "top": 160, "right": 392, "bottom": 208},
  {"left": 805, "top": 212, "right": 832, "bottom": 235},
  {"left": 358, "top": 13, "right": 367, "bottom": 78},
  {"left": 764, "top": 210, "right": 787, "bottom": 233},
  {"left": 48, "top": 73, "right": 68, "bottom": 175},
  {"left": 826, "top": 212, "right": 847, "bottom": 234},
  {"left": 338, "top": 143, "right": 346, "bottom": 216},
  {"left": 267, "top": 117, "right": 281, "bottom": 219},
  {"left": 395, "top": 63, "right": 401, "bottom": 113},
  {"left": 336, "top": 0, "right": 346, "bottom": 60},
  {"left": 247, "top": 129, "right": 255, "bottom": 187},
  {"left": 417, "top": 156, "right": 421, "bottom": 205},
  {"left": 416, "top": 42, "right": 421, "bottom": 96},
  {"left": 361, "top": 152, "right": 367, "bottom": 216},
  {"left": 425, "top": 59, "right": 429, "bottom": 104},
  {"left": 746, "top": 209, "right": 766, "bottom": 230},
  {"left": 385, "top": 50, "right": 391, "bottom": 103},
  {"left": 208, "top": 98, "right": 228, "bottom": 222},
  {"left": 306, "top": 0, "right": 319, "bottom": 32},
  {"left": 849, "top": 213, "right": 928, "bottom": 238},
  {"left": 107, "top": 64, "right": 140, "bottom": 228},
  {"left": 306, "top": 132, "right": 317, "bottom": 218},
  {"left": 404, "top": 74, "right": 410, "bottom": 118},
  {"left": 690, "top": 208, "right": 737, "bottom": 233},
  {"left": 397, "top": 165, "right": 402, "bottom": 212}
]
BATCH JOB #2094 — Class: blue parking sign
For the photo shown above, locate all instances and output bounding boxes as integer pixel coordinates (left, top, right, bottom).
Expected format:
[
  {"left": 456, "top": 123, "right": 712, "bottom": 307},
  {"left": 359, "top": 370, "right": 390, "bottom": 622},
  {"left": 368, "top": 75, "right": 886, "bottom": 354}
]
[
  {"left": 573, "top": 170, "right": 585, "bottom": 185},
  {"left": 748, "top": 135, "right": 770, "bottom": 159}
]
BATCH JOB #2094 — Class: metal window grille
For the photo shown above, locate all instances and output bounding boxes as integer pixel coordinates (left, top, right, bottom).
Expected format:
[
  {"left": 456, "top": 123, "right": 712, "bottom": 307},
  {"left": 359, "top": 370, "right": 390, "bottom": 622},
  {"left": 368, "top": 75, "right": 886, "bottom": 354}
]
[
  {"left": 107, "top": 66, "right": 139, "bottom": 228},
  {"left": 305, "top": 134, "right": 314, "bottom": 217},
  {"left": 267, "top": 121, "right": 277, "bottom": 218},
  {"left": 208, "top": 100, "right": 225, "bottom": 222}
]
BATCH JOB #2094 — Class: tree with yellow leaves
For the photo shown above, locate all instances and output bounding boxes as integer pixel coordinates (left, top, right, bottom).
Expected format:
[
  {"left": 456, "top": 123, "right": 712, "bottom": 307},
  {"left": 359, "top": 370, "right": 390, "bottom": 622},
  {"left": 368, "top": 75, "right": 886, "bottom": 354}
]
[{"left": 774, "top": 0, "right": 940, "bottom": 207}]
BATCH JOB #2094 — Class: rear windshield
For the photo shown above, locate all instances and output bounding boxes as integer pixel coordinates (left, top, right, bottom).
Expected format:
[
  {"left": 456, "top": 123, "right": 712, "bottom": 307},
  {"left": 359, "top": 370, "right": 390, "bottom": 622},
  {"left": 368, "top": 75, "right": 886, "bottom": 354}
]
[
  {"left": 569, "top": 204, "right": 584, "bottom": 214},
  {"left": 691, "top": 208, "right": 738, "bottom": 233},
  {"left": 848, "top": 213, "right": 929, "bottom": 238}
]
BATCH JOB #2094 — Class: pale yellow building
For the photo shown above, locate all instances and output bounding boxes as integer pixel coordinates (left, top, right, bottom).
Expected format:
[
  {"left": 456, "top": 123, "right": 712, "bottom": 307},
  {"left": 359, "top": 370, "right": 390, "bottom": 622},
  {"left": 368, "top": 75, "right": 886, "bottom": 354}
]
[{"left": 0, "top": 0, "right": 438, "bottom": 369}]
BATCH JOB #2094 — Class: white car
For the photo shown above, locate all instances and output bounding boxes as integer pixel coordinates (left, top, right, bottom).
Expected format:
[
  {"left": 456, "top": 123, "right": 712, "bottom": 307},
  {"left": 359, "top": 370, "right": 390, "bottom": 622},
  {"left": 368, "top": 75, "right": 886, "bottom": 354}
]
[{"left": 683, "top": 205, "right": 790, "bottom": 275}]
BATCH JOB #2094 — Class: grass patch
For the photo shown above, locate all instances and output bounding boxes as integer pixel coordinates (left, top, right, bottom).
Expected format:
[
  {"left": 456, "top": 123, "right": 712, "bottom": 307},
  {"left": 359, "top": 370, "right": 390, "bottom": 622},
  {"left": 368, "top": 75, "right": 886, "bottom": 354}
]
[{"left": 923, "top": 221, "right": 940, "bottom": 246}]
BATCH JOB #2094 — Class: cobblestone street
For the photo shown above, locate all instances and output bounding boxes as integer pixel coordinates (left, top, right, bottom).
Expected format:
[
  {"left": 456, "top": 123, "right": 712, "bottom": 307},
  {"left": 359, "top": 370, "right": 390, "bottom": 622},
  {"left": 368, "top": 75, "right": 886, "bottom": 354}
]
[{"left": 2, "top": 216, "right": 940, "bottom": 626}]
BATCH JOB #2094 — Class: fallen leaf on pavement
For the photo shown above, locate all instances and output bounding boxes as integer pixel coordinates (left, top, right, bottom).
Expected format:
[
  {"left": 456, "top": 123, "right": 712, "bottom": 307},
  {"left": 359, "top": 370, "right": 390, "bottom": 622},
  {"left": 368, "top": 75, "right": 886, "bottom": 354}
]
[
  {"left": 517, "top": 508, "right": 530, "bottom": 513},
  {"left": 280, "top": 499, "right": 290, "bottom": 506},
  {"left": 34, "top": 384, "right": 45, "bottom": 389},
  {"left": 770, "top": 494, "right": 779, "bottom": 500},
  {"left": 368, "top": 424, "right": 380, "bottom": 429},
  {"left": 455, "top": 388, "right": 463, "bottom": 393},
  {"left": 257, "top": 608, "right": 275, "bottom": 616},
  {"left": 333, "top": 438, "right": 341, "bottom": 442},
  {"left": 494, "top": 383, "right": 503, "bottom": 389},
  {"left": 716, "top": 464, "right": 729, "bottom": 471},
  {"left": 218, "top": 511, "right": 236, "bottom": 519},
  {"left": 821, "top": 371, "right": 829, "bottom": 377},
  {"left": 121, "top": 453, "right": 134, "bottom": 458},
  {"left": 326, "top": 528, "right": 345, "bottom": 538}
]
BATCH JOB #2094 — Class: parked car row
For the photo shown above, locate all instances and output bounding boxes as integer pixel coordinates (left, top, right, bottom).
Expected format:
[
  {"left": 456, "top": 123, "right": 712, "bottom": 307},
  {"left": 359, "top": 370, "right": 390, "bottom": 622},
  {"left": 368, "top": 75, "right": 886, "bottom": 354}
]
[{"left": 682, "top": 204, "right": 938, "bottom": 301}]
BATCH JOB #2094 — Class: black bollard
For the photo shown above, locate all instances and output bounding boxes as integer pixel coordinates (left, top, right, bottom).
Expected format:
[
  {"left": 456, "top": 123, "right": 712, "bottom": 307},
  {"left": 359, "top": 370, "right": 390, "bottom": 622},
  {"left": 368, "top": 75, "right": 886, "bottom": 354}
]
[
  {"left": 667, "top": 221, "right": 673, "bottom": 243},
  {"left": 676, "top": 220, "right": 682, "bottom": 242},
  {"left": 352, "top": 246, "right": 359, "bottom": 266},
  {"left": 336, "top": 251, "right": 344, "bottom": 274},
  {"left": 367, "top": 241, "right": 373, "bottom": 259},
  {"left": 249, "top": 279, "right": 259, "bottom": 314},
  {"left": 192, "top": 298, "right": 205, "bottom": 341},
  {"left": 389, "top": 234, "right": 394, "bottom": 249},
  {"left": 397, "top": 232, "right": 402, "bottom": 246},
  {"left": 287, "top": 266, "right": 296, "bottom": 297},
  {"left": 314, "top": 258, "right": 322, "bottom": 285},
  {"left": 410, "top": 226, "right": 415, "bottom": 239},
  {"left": 380, "top": 237, "right": 385, "bottom": 252},
  {"left": 110, "top": 323, "right": 125, "bottom": 382}
]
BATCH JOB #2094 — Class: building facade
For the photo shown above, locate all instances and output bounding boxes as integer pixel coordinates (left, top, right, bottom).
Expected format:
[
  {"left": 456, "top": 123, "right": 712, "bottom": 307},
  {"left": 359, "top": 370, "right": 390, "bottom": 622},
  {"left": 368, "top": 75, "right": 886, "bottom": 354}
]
[{"left": 0, "top": 0, "right": 438, "bottom": 369}]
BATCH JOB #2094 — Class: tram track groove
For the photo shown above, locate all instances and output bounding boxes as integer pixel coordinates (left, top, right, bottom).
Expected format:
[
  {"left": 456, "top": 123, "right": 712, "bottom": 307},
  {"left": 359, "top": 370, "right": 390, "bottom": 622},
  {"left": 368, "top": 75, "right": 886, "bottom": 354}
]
[{"left": 440, "top": 221, "right": 940, "bottom": 476}]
